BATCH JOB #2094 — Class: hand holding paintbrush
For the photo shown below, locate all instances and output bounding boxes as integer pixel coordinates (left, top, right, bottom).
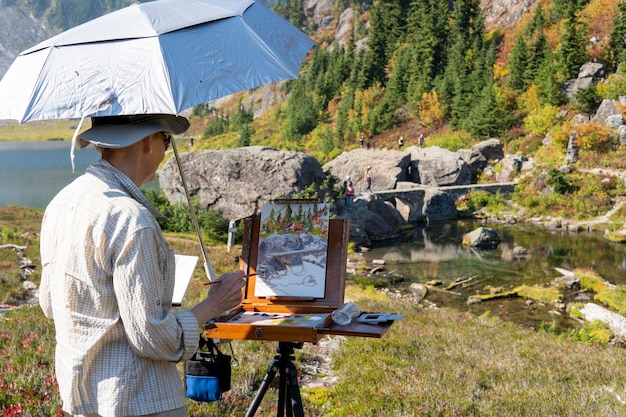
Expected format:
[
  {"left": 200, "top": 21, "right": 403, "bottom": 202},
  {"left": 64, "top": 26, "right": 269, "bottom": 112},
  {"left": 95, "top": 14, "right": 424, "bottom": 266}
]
[
  {"left": 190, "top": 270, "right": 247, "bottom": 323},
  {"left": 204, "top": 273, "right": 257, "bottom": 285}
]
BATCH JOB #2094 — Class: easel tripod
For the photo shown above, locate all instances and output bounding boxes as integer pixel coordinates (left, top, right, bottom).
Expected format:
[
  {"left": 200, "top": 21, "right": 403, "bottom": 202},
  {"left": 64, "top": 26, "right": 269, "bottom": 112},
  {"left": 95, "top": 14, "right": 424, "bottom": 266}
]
[{"left": 245, "top": 341, "right": 305, "bottom": 417}]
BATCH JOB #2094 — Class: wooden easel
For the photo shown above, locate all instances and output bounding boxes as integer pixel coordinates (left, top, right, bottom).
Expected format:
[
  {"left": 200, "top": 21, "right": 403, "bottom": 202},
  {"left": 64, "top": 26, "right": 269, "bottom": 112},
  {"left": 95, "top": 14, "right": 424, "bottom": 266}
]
[{"left": 205, "top": 210, "right": 395, "bottom": 416}]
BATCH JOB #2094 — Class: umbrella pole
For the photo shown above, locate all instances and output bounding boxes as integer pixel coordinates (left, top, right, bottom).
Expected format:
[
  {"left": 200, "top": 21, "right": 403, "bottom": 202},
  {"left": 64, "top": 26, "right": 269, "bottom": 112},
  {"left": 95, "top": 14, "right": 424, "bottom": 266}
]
[{"left": 170, "top": 139, "right": 216, "bottom": 282}]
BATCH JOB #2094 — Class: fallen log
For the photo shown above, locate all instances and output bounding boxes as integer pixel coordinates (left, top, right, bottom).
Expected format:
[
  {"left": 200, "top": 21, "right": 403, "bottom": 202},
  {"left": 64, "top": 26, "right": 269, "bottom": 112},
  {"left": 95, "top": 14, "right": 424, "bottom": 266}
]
[
  {"left": 0, "top": 244, "right": 27, "bottom": 251},
  {"left": 579, "top": 303, "right": 626, "bottom": 338},
  {"left": 444, "top": 276, "right": 475, "bottom": 291}
]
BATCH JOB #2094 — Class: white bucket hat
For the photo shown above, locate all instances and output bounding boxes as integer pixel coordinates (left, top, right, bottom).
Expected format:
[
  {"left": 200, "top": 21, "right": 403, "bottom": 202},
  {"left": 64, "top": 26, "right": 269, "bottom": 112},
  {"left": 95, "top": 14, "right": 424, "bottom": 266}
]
[{"left": 77, "top": 114, "right": 190, "bottom": 149}]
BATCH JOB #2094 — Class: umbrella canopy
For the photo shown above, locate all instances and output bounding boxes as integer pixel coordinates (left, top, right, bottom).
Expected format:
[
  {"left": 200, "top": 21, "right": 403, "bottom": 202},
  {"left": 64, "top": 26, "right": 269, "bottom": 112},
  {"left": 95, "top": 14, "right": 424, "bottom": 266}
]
[{"left": 0, "top": 0, "right": 314, "bottom": 122}]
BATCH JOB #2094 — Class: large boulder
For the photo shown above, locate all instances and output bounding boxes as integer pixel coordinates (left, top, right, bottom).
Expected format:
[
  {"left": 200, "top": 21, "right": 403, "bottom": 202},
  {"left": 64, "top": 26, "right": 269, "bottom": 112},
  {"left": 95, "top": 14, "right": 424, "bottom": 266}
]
[
  {"left": 458, "top": 138, "right": 505, "bottom": 174},
  {"left": 422, "top": 189, "right": 458, "bottom": 223},
  {"left": 340, "top": 194, "right": 406, "bottom": 246},
  {"left": 591, "top": 99, "right": 623, "bottom": 126},
  {"left": 323, "top": 148, "right": 411, "bottom": 192},
  {"left": 562, "top": 62, "right": 605, "bottom": 101},
  {"left": 159, "top": 146, "right": 325, "bottom": 220},
  {"left": 462, "top": 227, "right": 501, "bottom": 249},
  {"left": 407, "top": 146, "right": 472, "bottom": 186}
]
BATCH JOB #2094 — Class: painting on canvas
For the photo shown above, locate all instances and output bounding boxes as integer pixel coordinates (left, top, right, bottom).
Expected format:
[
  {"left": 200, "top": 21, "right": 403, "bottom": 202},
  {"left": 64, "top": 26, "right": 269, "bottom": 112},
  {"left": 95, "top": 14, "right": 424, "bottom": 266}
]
[{"left": 254, "top": 202, "right": 330, "bottom": 298}]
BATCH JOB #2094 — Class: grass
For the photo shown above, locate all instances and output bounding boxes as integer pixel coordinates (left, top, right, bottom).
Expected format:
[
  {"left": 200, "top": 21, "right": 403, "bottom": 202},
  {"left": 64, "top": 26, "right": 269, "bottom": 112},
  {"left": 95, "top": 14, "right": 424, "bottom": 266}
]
[
  {"left": 0, "top": 120, "right": 78, "bottom": 141},
  {"left": 3, "top": 206, "right": 626, "bottom": 416}
]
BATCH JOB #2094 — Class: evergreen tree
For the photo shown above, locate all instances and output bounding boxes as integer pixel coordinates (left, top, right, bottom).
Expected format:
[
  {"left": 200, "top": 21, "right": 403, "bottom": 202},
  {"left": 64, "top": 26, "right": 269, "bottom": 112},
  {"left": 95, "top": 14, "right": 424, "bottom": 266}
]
[
  {"left": 405, "top": 0, "right": 451, "bottom": 107},
  {"left": 274, "top": 0, "right": 306, "bottom": 28},
  {"left": 508, "top": 35, "right": 530, "bottom": 92},
  {"left": 235, "top": 125, "right": 252, "bottom": 147},
  {"left": 368, "top": 98, "right": 398, "bottom": 134},
  {"left": 282, "top": 82, "right": 318, "bottom": 143},
  {"left": 524, "top": 4, "right": 546, "bottom": 37},
  {"left": 535, "top": 53, "right": 564, "bottom": 107},
  {"left": 556, "top": 10, "right": 588, "bottom": 79},
  {"left": 360, "top": 0, "right": 404, "bottom": 88},
  {"left": 446, "top": 37, "right": 472, "bottom": 128},
  {"left": 443, "top": 0, "right": 487, "bottom": 128},
  {"left": 462, "top": 82, "right": 506, "bottom": 139},
  {"left": 609, "top": 1, "right": 626, "bottom": 71},
  {"left": 551, "top": 0, "right": 590, "bottom": 22},
  {"left": 573, "top": 84, "right": 602, "bottom": 114},
  {"left": 45, "top": 0, "right": 103, "bottom": 30},
  {"left": 383, "top": 44, "right": 412, "bottom": 110},
  {"left": 528, "top": 32, "right": 552, "bottom": 81}
]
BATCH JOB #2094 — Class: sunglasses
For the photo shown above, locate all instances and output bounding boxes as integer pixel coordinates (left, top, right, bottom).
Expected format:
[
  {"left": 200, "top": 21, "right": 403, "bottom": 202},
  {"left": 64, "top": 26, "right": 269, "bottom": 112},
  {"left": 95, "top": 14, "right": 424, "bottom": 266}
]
[{"left": 161, "top": 131, "right": 172, "bottom": 151}]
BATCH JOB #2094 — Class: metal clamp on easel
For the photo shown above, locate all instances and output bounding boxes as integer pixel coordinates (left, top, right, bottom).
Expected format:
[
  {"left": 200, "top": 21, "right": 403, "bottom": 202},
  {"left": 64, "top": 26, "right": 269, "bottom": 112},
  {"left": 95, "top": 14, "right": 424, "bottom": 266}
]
[{"left": 356, "top": 313, "right": 404, "bottom": 324}]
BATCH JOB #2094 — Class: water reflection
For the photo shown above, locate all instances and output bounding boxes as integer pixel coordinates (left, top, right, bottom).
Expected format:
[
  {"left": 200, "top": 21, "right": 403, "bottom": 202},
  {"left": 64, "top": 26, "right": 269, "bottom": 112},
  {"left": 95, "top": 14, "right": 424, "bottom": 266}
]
[{"left": 361, "top": 220, "right": 626, "bottom": 331}]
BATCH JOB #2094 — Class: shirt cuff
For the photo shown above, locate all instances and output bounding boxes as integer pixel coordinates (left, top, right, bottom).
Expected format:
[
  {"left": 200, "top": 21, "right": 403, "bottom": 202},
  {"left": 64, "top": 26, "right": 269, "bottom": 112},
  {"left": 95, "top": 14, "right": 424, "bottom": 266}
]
[{"left": 174, "top": 309, "right": 200, "bottom": 361}]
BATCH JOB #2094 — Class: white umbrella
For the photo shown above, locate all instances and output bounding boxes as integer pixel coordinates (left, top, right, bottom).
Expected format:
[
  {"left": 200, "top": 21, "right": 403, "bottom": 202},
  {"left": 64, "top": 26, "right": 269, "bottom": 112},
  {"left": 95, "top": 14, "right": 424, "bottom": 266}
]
[
  {"left": 0, "top": 0, "right": 314, "bottom": 282},
  {"left": 0, "top": 0, "right": 314, "bottom": 122}
]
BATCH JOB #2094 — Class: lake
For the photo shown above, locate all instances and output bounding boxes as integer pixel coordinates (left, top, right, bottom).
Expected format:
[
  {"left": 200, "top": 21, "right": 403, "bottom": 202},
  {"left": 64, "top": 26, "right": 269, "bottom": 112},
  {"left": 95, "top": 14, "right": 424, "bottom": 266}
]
[
  {"left": 361, "top": 220, "right": 626, "bottom": 331},
  {"left": 0, "top": 141, "right": 100, "bottom": 208}
]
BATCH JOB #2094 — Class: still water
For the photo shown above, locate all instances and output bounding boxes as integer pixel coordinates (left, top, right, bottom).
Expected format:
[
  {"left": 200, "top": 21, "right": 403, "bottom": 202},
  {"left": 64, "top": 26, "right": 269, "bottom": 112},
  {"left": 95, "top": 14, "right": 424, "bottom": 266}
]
[
  {"left": 361, "top": 221, "right": 626, "bottom": 330},
  {"left": 0, "top": 141, "right": 100, "bottom": 208}
]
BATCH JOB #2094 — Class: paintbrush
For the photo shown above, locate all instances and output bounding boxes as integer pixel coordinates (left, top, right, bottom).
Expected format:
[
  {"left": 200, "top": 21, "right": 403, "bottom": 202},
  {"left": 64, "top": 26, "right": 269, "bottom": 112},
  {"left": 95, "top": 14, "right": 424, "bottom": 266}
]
[{"left": 204, "top": 273, "right": 257, "bottom": 285}]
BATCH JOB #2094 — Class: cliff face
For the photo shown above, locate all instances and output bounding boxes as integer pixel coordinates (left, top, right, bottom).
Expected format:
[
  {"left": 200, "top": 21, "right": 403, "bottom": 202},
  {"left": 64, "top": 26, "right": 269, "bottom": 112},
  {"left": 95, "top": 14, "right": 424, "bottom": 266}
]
[
  {"left": 480, "top": 0, "right": 540, "bottom": 32},
  {"left": 0, "top": 6, "right": 53, "bottom": 78}
]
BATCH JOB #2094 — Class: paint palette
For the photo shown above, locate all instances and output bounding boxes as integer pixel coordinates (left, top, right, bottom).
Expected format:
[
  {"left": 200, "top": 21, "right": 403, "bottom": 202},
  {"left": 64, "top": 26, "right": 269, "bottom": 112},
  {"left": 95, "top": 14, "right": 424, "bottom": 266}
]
[{"left": 227, "top": 311, "right": 329, "bottom": 328}]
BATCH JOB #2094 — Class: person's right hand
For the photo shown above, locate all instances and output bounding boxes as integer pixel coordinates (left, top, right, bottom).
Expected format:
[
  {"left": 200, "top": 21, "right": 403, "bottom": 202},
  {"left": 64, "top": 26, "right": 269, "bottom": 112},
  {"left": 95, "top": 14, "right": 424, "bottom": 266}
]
[{"left": 190, "top": 270, "right": 246, "bottom": 323}]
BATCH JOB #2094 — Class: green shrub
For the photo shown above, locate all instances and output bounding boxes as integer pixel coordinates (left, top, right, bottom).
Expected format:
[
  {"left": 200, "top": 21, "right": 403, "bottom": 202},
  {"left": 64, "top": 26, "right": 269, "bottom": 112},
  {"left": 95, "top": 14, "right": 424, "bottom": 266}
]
[
  {"left": 428, "top": 130, "right": 474, "bottom": 152},
  {"left": 143, "top": 189, "right": 232, "bottom": 243},
  {"left": 547, "top": 168, "right": 574, "bottom": 195},
  {"left": 464, "top": 190, "right": 508, "bottom": 214},
  {"left": 523, "top": 104, "right": 561, "bottom": 136},
  {"left": 572, "top": 320, "right": 612, "bottom": 345}
]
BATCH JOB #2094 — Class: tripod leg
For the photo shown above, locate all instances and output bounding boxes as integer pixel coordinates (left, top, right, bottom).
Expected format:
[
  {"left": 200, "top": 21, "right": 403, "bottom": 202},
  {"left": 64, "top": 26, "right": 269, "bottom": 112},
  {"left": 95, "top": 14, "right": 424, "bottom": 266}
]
[
  {"left": 277, "top": 362, "right": 288, "bottom": 417},
  {"left": 245, "top": 360, "right": 279, "bottom": 417},
  {"left": 286, "top": 363, "right": 305, "bottom": 417}
]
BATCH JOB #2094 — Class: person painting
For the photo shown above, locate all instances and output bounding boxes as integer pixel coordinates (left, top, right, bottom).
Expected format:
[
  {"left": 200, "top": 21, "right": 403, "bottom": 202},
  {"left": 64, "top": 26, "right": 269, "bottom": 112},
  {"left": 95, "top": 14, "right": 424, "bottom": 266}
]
[{"left": 39, "top": 114, "right": 246, "bottom": 417}]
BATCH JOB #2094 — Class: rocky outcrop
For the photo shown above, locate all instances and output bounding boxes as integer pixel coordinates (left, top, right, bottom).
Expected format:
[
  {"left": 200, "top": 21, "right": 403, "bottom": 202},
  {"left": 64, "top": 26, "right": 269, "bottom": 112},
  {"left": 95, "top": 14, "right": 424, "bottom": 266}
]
[
  {"left": 324, "top": 140, "right": 505, "bottom": 192},
  {"left": 322, "top": 148, "right": 411, "bottom": 193},
  {"left": 158, "top": 141, "right": 509, "bottom": 245},
  {"left": 458, "top": 138, "right": 505, "bottom": 174},
  {"left": 423, "top": 189, "right": 458, "bottom": 223},
  {"left": 408, "top": 146, "right": 472, "bottom": 186},
  {"left": 305, "top": 0, "right": 336, "bottom": 34},
  {"left": 480, "top": 0, "right": 539, "bottom": 31},
  {"left": 340, "top": 194, "right": 406, "bottom": 247},
  {"left": 159, "top": 146, "right": 325, "bottom": 221},
  {"left": 0, "top": 7, "right": 53, "bottom": 77},
  {"left": 562, "top": 62, "right": 606, "bottom": 101},
  {"left": 592, "top": 99, "right": 623, "bottom": 126}
]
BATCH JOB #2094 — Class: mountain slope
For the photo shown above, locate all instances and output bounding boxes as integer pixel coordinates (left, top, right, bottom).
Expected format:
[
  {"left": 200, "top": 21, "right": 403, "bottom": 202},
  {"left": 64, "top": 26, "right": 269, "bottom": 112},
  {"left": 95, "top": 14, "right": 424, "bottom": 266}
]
[
  {"left": 0, "top": 6, "right": 53, "bottom": 77},
  {"left": 0, "top": 0, "right": 537, "bottom": 79}
]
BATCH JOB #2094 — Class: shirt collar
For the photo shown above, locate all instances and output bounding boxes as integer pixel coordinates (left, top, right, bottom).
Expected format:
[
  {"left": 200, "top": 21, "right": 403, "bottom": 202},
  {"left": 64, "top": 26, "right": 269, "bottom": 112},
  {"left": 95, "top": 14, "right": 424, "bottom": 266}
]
[{"left": 88, "top": 159, "right": 164, "bottom": 218}]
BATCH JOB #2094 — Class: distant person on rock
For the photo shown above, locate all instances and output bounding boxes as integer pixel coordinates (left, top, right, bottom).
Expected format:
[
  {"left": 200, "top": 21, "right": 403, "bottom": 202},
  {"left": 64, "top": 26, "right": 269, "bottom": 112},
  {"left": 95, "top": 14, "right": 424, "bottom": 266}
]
[
  {"left": 418, "top": 133, "right": 425, "bottom": 147},
  {"left": 398, "top": 135, "right": 404, "bottom": 149},
  {"left": 345, "top": 179, "right": 355, "bottom": 211},
  {"left": 365, "top": 165, "right": 373, "bottom": 192}
]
